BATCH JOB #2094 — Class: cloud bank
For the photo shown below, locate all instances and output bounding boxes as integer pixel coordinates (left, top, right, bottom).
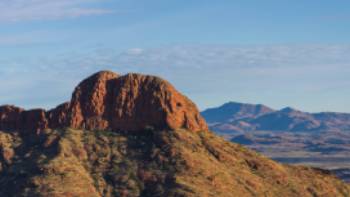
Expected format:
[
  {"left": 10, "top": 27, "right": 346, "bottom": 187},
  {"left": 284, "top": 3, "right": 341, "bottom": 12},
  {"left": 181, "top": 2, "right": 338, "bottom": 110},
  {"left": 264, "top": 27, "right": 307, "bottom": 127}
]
[{"left": 1, "top": 44, "right": 349, "bottom": 112}]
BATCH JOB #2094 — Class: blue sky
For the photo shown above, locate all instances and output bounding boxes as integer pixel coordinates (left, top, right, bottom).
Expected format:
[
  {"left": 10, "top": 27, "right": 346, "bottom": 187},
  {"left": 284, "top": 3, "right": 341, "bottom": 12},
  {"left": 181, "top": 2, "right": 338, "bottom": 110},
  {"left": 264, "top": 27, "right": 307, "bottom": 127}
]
[{"left": 1, "top": 0, "right": 350, "bottom": 112}]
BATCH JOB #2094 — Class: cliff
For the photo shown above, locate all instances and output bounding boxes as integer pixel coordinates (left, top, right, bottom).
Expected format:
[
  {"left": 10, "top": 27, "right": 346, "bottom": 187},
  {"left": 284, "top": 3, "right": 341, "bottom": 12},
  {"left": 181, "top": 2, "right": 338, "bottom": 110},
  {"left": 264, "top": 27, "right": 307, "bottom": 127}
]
[{"left": 0, "top": 71, "right": 208, "bottom": 134}]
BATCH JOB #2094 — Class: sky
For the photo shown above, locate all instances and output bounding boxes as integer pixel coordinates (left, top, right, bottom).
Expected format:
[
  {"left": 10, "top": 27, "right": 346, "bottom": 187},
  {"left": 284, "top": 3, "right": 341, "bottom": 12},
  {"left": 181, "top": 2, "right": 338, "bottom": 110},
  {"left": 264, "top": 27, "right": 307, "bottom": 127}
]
[{"left": 1, "top": 0, "right": 350, "bottom": 112}]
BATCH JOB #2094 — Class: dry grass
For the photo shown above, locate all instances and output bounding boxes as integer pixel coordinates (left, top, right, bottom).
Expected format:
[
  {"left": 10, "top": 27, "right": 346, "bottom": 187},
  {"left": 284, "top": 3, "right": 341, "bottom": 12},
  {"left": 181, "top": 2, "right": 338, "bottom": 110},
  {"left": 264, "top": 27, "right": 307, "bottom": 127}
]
[{"left": 0, "top": 128, "right": 349, "bottom": 197}]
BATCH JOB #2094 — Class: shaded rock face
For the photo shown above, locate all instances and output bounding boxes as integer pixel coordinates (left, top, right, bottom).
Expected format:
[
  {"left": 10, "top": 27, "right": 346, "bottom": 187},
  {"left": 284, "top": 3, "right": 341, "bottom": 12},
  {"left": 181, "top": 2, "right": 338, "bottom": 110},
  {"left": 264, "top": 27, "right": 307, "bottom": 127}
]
[
  {"left": 20, "top": 109, "right": 48, "bottom": 134},
  {"left": 47, "top": 102, "right": 70, "bottom": 128},
  {"left": 0, "top": 107, "right": 48, "bottom": 134},
  {"left": 0, "top": 106, "right": 23, "bottom": 131},
  {"left": 0, "top": 71, "right": 208, "bottom": 133}
]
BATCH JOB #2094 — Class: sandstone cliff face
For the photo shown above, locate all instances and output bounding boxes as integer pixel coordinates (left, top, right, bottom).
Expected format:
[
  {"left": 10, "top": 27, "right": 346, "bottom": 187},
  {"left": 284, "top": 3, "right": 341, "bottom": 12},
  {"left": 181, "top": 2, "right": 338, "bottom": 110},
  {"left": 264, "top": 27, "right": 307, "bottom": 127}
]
[
  {"left": 0, "top": 106, "right": 48, "bottom": 134},
  {"left": 47, "top": 102, "right": 70, "bottom": 129},
  {"left": 69, "top": 71, "right": 119, "bottom": 130},
  {"left": 20, "top": 109, "right": 48, "bottom": 134},
  {"left": 0, "top": 71, "right": 208, "bottom": 133},
  {"left": 0, "top": 106, "right": 23, "bottom": 131}
]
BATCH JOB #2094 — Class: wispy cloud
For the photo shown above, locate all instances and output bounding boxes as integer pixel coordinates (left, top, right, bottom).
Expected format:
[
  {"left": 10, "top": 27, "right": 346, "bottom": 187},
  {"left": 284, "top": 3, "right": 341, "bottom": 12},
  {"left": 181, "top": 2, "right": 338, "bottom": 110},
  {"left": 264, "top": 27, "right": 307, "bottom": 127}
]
[
  {"left": 3, "top": 44, "right": 350, "bottom": 74},
  {"left": 0, "top": 0, "right": 112, "bottom": 22},
  {"left": 3, "top": 44, "right": 349, "bottom": 83},
  {"left": 1, "top": 44, "right": 350, "bottom": 111},
  {"left": 114, "top": 45, "right": 350, "bottom": 68}
]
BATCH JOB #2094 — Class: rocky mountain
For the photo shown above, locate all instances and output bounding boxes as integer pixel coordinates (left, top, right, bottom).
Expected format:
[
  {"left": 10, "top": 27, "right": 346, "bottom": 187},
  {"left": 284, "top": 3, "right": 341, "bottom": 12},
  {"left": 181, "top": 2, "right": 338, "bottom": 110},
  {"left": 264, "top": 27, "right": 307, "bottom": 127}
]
[
  {"left": 202, "top": 102, "right": 350, "bottom": 133},
  {"left": 0, "top": 72, "right": 349, "bottom": 197},
  {"left": 250, "top": 107, "right": 321, "bottom": 132},
  {"left": 201, "top": 102, "right": 274, "bottom": 124},
  {"left": 202, "top": 102, "right": 350, "bottom": 183},
  {"left": 0, "top": 71, "right": 207, "bottom": 134}
]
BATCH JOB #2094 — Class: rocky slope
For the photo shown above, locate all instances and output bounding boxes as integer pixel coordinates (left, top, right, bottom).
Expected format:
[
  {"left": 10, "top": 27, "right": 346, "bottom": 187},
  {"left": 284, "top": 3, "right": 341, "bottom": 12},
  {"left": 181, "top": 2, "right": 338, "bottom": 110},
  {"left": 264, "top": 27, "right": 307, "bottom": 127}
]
[
  {"left": 0, "top": 72, "right": 349, "bottom": 197},
  {"left": 1, "top": 128, "right": 349, "bottom": 197}
]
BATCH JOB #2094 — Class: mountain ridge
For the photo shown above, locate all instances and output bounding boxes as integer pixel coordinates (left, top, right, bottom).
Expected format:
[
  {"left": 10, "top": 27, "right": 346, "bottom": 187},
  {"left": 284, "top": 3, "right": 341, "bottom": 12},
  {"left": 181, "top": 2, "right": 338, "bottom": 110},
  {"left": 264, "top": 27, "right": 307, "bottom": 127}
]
[
  {"left": 201, "top": 102, "right": 274, "bottom": 124},
  {"left": 0, "top": 71, "right": 208, "bottom": 134},
  {"left": 202, "top": 101, "right": 350, "bottom": 133},
  {"left": 0, "top": 72, "right": 349, "bottom": 196}
]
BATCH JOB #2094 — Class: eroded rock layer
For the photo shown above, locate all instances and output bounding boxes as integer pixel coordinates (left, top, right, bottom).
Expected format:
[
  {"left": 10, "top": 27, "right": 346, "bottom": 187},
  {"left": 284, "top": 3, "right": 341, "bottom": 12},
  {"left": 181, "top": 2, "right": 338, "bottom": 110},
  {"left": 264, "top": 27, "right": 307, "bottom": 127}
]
[{"left": 0, "top": 71, "right": 208, "bottom": 133}]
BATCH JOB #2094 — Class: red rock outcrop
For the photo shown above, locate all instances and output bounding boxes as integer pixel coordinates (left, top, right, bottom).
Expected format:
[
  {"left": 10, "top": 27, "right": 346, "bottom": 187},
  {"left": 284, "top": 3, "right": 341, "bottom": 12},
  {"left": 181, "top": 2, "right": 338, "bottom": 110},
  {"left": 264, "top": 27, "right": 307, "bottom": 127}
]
[
  {"left": 47, "top": 102, "right": 70, "bottom": 129},
  {"left": 0, "top": 105, "right": 23, "bottom": 131},
  {"left": 68, "top": 71, "right": 119, "bottom": 130},
  {"left": 0, "top": 106, "right": 48, "bottom": 134},
  {"left": 20, "top": 109, "right": 48, "bottom": 134},
  {"left": 0, "top": 71, "right": 208, "bottom": 133}
]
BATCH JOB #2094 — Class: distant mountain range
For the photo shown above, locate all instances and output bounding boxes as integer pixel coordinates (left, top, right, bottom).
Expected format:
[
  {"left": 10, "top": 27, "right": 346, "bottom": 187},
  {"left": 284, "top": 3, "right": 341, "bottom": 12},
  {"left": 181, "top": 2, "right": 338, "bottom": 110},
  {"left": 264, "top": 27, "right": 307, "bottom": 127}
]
[
  {"left": 202, "top": 102, "right": 350, "bottom": 182},
  {"left": 202, "top": 102, "right": 350, "bottom": 134}
]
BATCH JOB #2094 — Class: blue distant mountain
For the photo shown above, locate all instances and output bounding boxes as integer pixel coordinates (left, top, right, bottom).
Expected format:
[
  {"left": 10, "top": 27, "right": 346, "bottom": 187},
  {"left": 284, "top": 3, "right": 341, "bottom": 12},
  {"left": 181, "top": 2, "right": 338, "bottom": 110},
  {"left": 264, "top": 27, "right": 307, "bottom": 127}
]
[
  {"left": 202, "top": 102, "right": 350, "bottom": 183},
  {"left": 202, "top": 102, "right": 350, "bottom": 133},
  {"left": 201, "top": 102, "right": 274, "bottom": 124}
]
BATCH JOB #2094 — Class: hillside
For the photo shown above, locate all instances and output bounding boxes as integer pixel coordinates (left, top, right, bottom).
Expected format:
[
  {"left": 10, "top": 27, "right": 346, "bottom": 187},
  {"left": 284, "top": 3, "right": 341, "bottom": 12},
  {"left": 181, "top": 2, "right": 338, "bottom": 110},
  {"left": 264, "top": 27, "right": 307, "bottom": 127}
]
[
  {"left": 1, "top": 128, "right": 349, "bottom": 197},
  {"left": 0, "top": 71, "right": 349, "bottom": 197}
]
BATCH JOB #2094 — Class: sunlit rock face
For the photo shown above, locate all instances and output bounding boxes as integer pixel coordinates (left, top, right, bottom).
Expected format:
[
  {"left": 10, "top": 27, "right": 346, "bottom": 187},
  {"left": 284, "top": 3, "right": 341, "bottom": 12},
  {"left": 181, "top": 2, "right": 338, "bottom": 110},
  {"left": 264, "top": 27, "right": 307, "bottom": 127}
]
[{"left": 0, "top": 71, "right": 208, "bottom": 133}]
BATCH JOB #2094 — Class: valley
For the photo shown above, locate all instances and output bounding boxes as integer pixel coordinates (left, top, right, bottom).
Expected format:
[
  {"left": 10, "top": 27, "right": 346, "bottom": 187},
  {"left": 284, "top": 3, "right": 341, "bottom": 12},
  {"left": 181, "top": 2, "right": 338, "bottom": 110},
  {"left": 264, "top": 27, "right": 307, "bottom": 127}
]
[{"left": 202, "top": 102, "right": 350, "bottom": 182}]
